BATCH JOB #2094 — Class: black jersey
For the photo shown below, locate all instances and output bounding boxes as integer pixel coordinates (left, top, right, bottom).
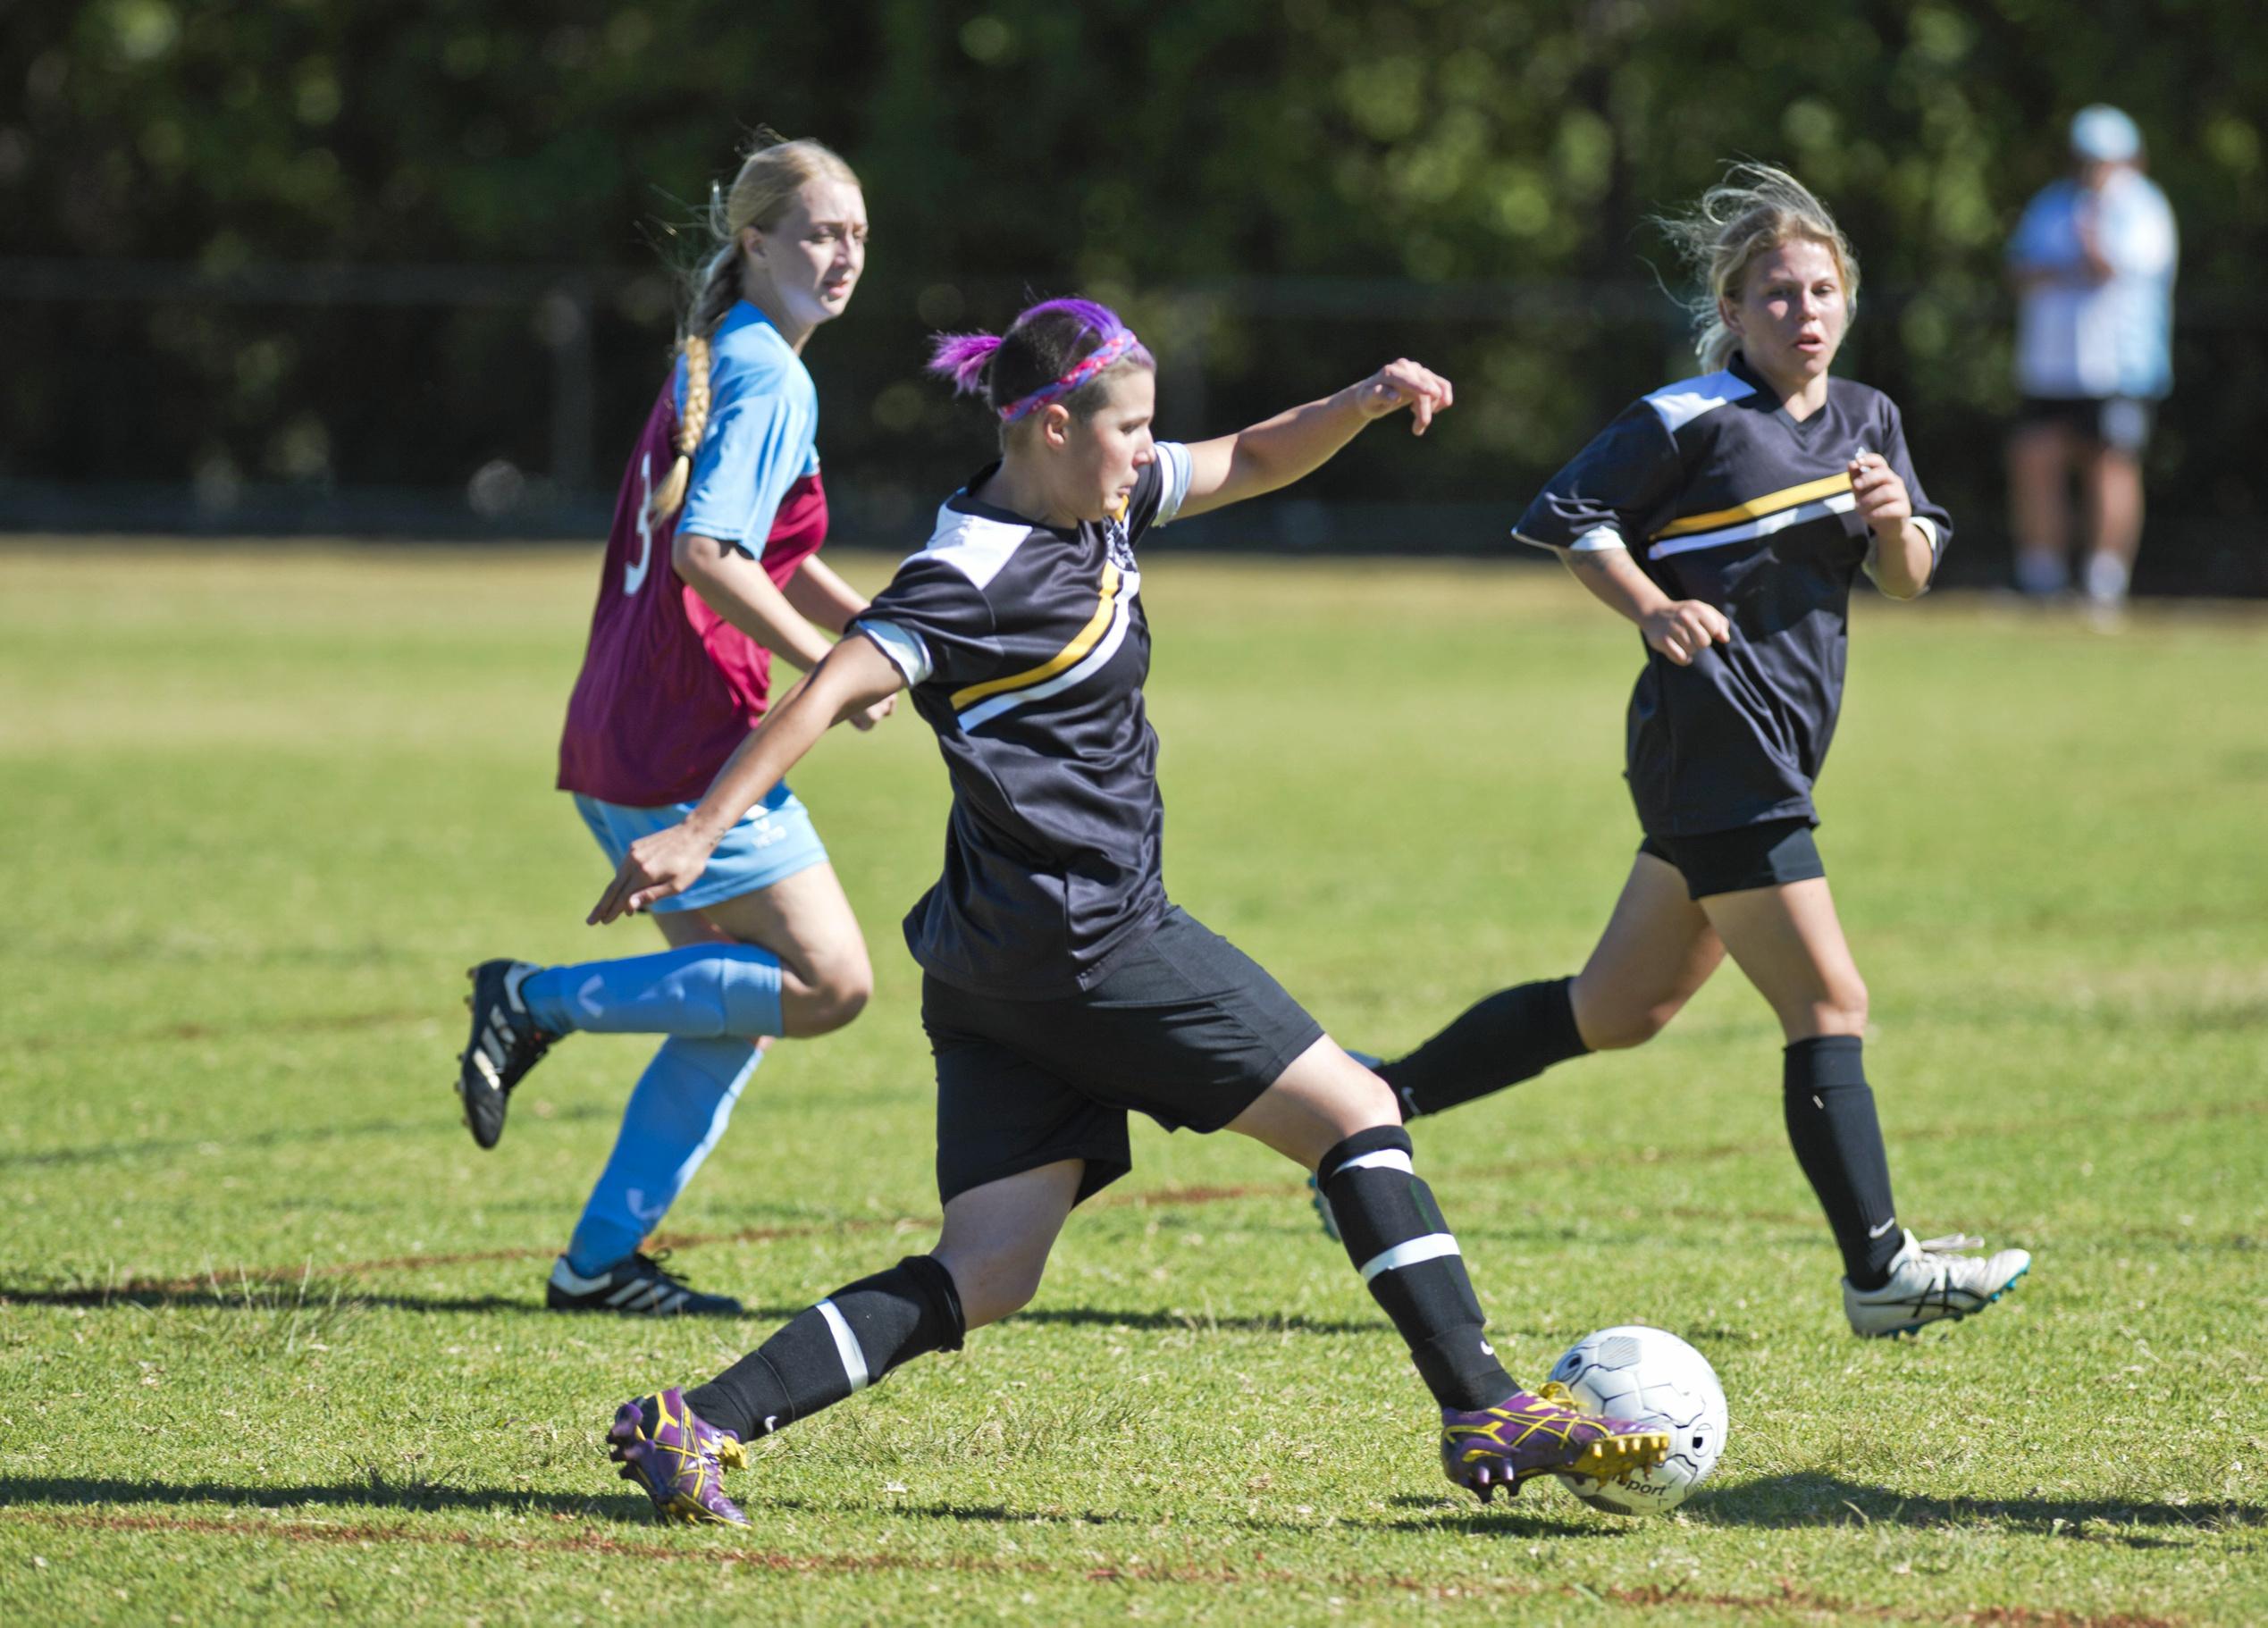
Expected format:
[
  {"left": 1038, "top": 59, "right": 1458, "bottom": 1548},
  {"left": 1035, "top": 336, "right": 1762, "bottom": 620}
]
[
  {"left": 1516, "top": 355, "right": 1951, "bottom": 838},
  {"left": 851, "top": 444, "right": 1194, "bottom": 998}
]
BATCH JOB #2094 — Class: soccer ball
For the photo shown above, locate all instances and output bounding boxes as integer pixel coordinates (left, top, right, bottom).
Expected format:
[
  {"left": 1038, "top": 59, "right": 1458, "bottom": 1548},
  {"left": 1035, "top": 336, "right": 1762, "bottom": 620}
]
[{"left": 1547, "top": 1325, "right": 1728, "bottom": 1515}]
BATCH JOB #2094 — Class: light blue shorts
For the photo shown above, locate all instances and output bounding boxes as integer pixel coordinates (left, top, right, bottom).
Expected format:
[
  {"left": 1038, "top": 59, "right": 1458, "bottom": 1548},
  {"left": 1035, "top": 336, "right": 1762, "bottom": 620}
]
[{"left": 573, "top": 784, "right": 829, "bottom": 914}]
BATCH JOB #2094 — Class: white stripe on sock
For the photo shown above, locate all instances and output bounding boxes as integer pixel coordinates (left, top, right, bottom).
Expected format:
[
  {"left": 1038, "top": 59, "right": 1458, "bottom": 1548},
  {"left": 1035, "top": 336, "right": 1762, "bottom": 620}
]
[
  {"left": 815, "top": 1297, "right": 869, "bottom": 1393},
  {"left": 1357, "top": 1233, "right": 1461, "bottom": 1283},
  {"left": 1335, "top": 1149, "right": 1414, "bottom": 1178}
]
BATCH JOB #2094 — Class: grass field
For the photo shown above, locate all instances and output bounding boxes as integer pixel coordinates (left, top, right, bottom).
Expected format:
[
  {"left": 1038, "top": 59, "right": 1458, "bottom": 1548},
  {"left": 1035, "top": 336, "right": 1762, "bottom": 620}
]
[{"left": 2, "top": 542, "right": 2263, "bottom": 1626}]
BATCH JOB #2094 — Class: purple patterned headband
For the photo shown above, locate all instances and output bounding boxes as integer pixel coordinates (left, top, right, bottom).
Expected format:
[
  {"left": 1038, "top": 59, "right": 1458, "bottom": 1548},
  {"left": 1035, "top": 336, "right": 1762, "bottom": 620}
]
[{"left": 997, "top": 329, "right": 1141, "bottom": 424}]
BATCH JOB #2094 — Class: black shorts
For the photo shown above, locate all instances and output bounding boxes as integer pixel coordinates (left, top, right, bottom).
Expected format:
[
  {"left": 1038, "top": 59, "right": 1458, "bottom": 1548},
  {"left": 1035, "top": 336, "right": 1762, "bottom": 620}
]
[
  {"left": 1638, "top": 817, "right": 1825, "bottom": 901},
  {"left": 2017, "top": 395, "right": 2155, "bottom": 456},
  {"left": 922, "top": 906, "right": 1326, "bottom": 1207}
]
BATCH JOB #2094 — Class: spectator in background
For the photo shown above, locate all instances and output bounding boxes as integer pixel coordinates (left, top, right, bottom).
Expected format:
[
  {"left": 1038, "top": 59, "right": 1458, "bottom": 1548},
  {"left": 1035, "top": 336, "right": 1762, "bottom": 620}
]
[{"left": 2005, "top": 105, "right": 2179, "bottom": 612}]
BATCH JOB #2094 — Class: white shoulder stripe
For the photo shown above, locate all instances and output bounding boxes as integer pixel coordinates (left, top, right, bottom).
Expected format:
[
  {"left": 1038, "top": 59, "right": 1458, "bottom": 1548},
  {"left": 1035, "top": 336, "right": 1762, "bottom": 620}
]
[
  {"left": 912, "top": 503, "right": 1030, "bottom": 592},
  {"left": 1643, "top": 370, "right": 1756, "bottom": 435}
]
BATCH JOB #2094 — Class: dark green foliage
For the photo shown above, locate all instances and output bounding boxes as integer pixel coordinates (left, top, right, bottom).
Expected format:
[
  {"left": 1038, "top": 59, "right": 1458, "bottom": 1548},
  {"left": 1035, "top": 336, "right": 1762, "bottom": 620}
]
[{"left": 5, "top": 4, "right": 2264, "bottom": 581}]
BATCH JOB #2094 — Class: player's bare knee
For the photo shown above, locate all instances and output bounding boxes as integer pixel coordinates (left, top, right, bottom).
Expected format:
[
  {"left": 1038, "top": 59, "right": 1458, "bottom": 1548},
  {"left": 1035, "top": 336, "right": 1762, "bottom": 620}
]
[
  {"left": 1585, "top": 1001, "right": 1675, "bottom": 1051},
  {"left": 1341, "top": 1062, "right": 1399, "bottom": 1130},
  {"left": 1807, "top": 981, "right": 1869, "bottom": 1037},
  {"left": 796, "top": 958, "right": 874, "bottom": 1035}
]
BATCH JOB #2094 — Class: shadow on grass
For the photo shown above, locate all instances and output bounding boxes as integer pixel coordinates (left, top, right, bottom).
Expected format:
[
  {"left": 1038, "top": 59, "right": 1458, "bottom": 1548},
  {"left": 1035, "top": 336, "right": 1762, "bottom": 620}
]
[
  {"left": 1692, "top": 1472, "right": 2264, "bottom": 1542},
  {"left": 0, "top": 1285, "right": 1379, "bottom": 1334},
  {"left": 0, "top": 1284, "right": 550, "bottom": 1317},
  {"left": 762, "top": 1494, "right": 1143, "bottom": 1528},
  {"left": 0, "top": 1473, "right": 651, "bottom": 1523}
]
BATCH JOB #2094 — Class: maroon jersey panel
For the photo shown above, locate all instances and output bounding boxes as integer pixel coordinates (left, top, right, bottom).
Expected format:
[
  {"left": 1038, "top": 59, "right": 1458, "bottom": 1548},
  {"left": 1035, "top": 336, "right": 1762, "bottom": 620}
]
[{"left": 557, "top": 382, "right": 830, "bottom": 807}]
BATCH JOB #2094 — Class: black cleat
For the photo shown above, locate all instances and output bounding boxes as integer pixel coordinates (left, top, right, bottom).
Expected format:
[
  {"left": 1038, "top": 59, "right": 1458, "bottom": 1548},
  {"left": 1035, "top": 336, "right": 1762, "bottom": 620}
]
[
  {"left": 547, "top": 1252, "right": 744, "bottom": 1316},
  {"left": 457, "top": 959, "right": 554, "bottom": 1149}
]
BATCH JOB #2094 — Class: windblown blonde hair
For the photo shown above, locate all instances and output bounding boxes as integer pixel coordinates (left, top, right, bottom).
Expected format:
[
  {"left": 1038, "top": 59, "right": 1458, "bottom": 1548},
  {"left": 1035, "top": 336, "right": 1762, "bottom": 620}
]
[
  {"left": 648, "top": 134, "right": 861, "bottom": 524},
  {"left": 1658, "top": 164, "right": 1860, "bottom": 373}
]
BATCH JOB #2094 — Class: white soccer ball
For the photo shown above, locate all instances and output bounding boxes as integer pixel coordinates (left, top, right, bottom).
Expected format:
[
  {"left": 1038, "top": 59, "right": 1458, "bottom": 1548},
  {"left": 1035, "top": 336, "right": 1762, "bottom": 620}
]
[{"left": 1547, "top": 1324, "right": 1728, "bottom": 1515}]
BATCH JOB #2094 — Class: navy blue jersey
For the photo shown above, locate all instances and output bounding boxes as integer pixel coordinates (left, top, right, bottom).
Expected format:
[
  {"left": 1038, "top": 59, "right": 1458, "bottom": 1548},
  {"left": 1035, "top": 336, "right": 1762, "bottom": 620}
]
[
  {"left": 851, "top": 443, "right": 1194, "bottom": 998},
  {"left": 1516, "top": 355, "right": 1950, "bottom": 838}
]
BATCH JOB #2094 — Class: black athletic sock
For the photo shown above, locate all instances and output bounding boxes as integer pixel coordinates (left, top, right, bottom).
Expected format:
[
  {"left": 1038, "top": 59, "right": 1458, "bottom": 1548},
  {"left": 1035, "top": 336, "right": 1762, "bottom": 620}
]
[
  {"left": 1783, "top": 1036, "right": 1902, "bottom": 1289},
  {"left": 1381, "top": 978, "right": 1590, "bottom": 1120},
  {"left": 1316, "top": 1126, "right": 1516, "bottom": 1409},
  {"left": 685, "top": 1254, "right": 966, "bottom": 1440}
]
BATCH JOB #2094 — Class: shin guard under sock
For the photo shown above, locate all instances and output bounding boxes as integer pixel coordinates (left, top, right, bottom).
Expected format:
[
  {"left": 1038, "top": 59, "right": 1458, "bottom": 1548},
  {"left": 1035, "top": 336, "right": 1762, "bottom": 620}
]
[
  {"left": 1382, "top": 978, "right": 1589, "bottom": 1120},
  {"left": 521, "top": 944, "right": 784, "bottom": 1040},
  {"left": 1317, "top": 1126, "right": 1515, "bottom": 1409},
  {"left": 1783, "top": 1036, "right": 1902, "bottom": 1288},
  {"left": 685, "top": 1255, "right": 966, "bottom": 1440}
]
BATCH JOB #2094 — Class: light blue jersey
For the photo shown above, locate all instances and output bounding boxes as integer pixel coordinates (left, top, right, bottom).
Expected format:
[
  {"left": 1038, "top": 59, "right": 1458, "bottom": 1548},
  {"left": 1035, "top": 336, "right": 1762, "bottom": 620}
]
[
  {"left": 676, "top": 300, "right": 821, "bottom": 554},
  {"left": 2008, "top": 169, "right": 2178, "bottom": 401}
]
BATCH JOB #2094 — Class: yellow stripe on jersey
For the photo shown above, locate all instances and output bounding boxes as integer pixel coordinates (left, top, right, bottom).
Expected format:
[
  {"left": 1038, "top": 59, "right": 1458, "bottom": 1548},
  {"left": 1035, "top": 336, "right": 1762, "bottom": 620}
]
[
  {"left": 1651, "top": 473, "right": 1854, "bottom": 541},
  {"left": 950, "top": 562, "right": 1122, "bottom": 710}
]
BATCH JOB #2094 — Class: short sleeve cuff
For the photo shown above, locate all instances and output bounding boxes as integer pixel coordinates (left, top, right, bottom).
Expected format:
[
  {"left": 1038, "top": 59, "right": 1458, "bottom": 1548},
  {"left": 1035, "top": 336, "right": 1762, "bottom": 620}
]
[
  {"left": 1153, "top": 441, "right": 1193, "bottom": 525},
  {"left": 1510, "top": 525, "right": 1625, "bottom": 554},
  {"left": 853, "top": 618, "right": 933, "bottom": 687}
]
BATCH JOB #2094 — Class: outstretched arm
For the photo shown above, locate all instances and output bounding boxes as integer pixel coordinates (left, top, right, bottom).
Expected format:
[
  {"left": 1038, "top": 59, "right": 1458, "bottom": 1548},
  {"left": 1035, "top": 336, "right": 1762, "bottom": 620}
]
[
  {"left": 587, "top": 635, "right": 906, "bottom": 923},
  {"left": 1173, "top": 359, "right": 1454, "bottom": 521}
]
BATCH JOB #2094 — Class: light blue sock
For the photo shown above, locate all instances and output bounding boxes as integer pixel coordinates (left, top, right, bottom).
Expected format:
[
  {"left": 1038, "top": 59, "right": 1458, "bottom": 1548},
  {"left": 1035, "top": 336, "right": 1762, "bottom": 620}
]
[
  {"left": 522, "top": 944, "right": 785, "bottom": 1040},
  {"left": 566, "top": 1035, "right": 762, "bottom": 1275}
]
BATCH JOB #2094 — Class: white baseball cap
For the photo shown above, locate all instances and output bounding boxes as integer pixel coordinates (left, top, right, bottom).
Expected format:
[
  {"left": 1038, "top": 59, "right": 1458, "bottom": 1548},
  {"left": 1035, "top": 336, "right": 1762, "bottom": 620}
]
[{"left": 2070, "top": 105, "right": 2142, "bottom": 164}]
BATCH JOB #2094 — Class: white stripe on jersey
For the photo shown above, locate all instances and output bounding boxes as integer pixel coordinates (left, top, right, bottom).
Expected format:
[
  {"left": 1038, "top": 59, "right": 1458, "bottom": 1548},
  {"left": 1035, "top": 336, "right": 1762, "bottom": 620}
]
[
  {"left": 1647, "top": 492, "right": 1857, "bottom": 559},
  {"left": 954, "top": 568, "right": 1140, "bottom": 733}
]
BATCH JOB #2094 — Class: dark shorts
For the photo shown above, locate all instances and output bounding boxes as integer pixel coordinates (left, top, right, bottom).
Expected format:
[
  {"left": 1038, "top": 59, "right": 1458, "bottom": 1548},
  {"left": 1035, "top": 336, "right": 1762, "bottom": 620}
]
[
  {"left": 923, "top": 905, "right": 1327, "bottom": 1207},
  {"left": 2018, "top": 395, "right": 2155, "bottom": 456},
  {"left": 1638, "top": 817, "right": 1825, "bottom": 902}
]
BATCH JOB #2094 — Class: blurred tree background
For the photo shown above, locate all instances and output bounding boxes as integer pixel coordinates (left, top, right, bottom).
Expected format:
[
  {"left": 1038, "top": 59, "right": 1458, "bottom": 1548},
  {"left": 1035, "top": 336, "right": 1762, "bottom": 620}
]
[{"left": 5, "top": 0, "right": 2264, "bottom": 589}]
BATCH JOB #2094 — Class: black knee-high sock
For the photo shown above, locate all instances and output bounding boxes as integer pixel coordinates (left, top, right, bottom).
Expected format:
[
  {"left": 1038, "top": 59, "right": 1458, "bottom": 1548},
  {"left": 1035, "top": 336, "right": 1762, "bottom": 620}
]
[
  {"left": 1783, "top": 1036, "right": 1902, "bottom": 1289},
  {"left": 1317, "top": 1126, "right": 1516, "bottom": 1410},
  {"left": 685, "top": 1255, "right": 965, "bottom": 1440},
  {"left": 1382, "top": 978, "right": 1590, "bottom": 1120}
]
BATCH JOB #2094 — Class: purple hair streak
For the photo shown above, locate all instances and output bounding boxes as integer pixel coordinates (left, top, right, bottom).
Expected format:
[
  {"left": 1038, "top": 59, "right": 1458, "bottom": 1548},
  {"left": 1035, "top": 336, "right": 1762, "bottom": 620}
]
[{"left": 928, "top": 331, "right": 1003, "bottom": 395}]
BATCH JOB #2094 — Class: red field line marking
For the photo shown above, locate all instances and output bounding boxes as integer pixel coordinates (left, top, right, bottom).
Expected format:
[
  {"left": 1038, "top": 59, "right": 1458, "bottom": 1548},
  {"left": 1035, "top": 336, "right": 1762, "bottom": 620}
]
[
  {"left": 0, "top": 1509, "right": 2180, "bottom": 1627},
  {"left": 34, "top": 1097, "right": 2265, "bottom": 1299}
]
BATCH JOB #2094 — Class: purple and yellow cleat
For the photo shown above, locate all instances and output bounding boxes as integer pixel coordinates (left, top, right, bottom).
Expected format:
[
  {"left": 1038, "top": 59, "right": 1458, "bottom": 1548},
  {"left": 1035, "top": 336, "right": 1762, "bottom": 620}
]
[
  {"left": 606, "top": 1387, "right": 751, "bottom": 1526},
  {"left": 1441, "top": 1381, "right": 1669, "bottom": 1503}
]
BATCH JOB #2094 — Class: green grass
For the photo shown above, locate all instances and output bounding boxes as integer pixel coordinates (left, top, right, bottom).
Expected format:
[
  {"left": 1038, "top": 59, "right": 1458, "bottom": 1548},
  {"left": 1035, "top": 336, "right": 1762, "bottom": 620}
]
[{"left": 2, "top": 541, "right": 2264, "bottom": 1625}]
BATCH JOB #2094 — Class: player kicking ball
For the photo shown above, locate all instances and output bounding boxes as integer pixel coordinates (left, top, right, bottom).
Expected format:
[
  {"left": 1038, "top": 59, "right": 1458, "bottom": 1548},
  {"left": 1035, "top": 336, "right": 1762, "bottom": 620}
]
[{"left": 589, "top": 298, "right": 1667, "bottom": 1523}]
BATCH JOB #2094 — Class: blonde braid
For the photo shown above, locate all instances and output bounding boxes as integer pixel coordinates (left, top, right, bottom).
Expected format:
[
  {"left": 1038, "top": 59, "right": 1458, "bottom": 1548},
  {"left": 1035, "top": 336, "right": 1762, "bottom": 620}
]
[
  {"left": 645, "top": 134, "right": 862, "bottom": 528},
  {"left": 647, "top": 247, "right": 742, "bottom": 524}
]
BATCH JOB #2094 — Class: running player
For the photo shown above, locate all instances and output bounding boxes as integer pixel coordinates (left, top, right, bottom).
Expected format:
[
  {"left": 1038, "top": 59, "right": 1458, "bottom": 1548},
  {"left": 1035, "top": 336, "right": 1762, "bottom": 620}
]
[
  {"left": 1343, "top": 166, "right": 2031, "bottom": 1338},
  {"left": 455, "top": 136, "right": 892, "bottom": 1317},
  {"left": 590, "top": 298, "right": 1669, "bottom": 1523}
]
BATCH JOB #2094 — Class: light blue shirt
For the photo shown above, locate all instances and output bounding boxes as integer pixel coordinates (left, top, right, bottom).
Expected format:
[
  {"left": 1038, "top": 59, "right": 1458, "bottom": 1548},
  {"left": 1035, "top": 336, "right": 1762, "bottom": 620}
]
[
  {"left": 2007, "top": 169, "right": 2178, "bottom": 400},
  {"left": 676, "top": 301, "right": 820, "bottom": 556}
]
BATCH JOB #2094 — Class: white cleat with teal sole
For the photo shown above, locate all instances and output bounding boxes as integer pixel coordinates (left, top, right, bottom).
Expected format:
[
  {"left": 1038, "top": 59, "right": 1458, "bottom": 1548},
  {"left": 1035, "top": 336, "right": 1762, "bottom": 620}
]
[{"left": 1844, "top": 1229, "right": 2032, "bottom": 1337}]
